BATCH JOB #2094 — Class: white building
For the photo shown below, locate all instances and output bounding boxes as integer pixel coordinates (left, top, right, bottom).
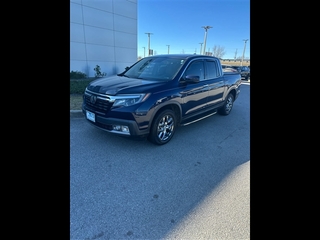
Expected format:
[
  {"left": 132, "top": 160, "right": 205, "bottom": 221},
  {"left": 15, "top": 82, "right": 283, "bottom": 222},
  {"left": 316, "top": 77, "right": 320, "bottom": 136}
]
[{"left": 70, "top": 0, "right": 137, "bottom": 77}]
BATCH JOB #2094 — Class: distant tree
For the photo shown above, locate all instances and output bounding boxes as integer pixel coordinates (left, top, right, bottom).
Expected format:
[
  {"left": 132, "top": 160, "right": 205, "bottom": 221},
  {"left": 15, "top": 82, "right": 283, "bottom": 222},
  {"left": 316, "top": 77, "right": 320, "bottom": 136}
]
[{"left": 212, "top": 45, "right": 226, "bottom": 59}]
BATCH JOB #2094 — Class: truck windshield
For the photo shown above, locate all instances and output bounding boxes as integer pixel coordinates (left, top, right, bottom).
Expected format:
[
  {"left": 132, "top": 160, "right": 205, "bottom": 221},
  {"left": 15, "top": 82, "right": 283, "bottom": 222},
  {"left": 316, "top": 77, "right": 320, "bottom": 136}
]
[{"left": 124, "top": 57, "right": 184, "bottom": 80}]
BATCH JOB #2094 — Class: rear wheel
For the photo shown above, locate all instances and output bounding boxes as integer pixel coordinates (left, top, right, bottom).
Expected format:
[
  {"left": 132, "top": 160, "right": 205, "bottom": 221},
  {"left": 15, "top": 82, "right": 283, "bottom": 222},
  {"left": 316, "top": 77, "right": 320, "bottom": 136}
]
[
  {"left": 218, "top": 93, "right": 234, "bottom": 115},
  {"left": 148, "top": 109, "right": 176, "bottom": 145}
]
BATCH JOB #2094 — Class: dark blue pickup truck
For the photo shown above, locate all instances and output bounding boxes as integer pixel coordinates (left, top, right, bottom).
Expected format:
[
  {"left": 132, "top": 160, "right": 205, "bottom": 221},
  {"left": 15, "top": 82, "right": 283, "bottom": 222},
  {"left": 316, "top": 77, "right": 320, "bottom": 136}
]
[{"left": 82, "top": 54, "right": 241, "bottom": 145}]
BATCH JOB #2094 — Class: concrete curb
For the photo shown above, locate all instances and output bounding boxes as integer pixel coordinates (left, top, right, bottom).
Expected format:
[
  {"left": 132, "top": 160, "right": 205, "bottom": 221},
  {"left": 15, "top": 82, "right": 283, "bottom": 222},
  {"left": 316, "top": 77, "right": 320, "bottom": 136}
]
[{"left": 70, "top": 110, "right": 84, "bottom": 118}]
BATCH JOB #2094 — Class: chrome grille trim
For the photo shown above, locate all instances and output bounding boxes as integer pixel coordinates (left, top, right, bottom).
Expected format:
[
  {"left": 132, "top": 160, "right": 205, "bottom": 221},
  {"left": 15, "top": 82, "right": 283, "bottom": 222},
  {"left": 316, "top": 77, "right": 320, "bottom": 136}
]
[
  {"left": 85, "top": 89, "right": 113, "bottom": 102},
  {"left": 84, "top": 89, "right": 113, "bottom": 112}
]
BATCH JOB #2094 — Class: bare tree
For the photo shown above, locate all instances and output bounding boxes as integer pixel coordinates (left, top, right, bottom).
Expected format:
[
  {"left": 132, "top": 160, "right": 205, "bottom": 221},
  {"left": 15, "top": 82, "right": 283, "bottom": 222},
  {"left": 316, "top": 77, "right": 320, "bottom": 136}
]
[{"left": 212, "top": 45, "right": 226, "bottom": 59}]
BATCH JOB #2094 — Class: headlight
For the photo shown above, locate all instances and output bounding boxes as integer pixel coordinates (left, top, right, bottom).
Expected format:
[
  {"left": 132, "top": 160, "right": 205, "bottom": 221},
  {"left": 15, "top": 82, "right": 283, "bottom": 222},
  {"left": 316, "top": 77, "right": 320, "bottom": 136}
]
[{"left": 112, "top": 93, "right": 150, "bottom": 107}]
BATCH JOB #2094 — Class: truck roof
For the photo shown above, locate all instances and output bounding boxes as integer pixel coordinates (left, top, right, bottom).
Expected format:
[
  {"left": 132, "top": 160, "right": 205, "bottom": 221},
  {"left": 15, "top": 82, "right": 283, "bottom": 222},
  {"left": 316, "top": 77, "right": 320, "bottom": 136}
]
[{"left": 143, "top": 54, "right": 220, "bottom": 61}]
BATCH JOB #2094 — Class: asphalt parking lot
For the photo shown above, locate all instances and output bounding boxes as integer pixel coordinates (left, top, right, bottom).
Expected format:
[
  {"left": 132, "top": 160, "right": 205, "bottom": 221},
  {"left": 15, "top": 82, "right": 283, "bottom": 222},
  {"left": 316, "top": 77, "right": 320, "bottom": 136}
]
[{"left": 70, "top": 82, "right": 250, "bottom": 239}]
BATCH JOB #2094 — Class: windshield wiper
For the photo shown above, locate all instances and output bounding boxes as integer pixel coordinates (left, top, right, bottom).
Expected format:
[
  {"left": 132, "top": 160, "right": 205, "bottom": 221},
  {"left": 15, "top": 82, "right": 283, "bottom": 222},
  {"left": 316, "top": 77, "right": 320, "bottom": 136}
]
[{"left": 117, "top": 73, "right": 130, "bottom": 78}]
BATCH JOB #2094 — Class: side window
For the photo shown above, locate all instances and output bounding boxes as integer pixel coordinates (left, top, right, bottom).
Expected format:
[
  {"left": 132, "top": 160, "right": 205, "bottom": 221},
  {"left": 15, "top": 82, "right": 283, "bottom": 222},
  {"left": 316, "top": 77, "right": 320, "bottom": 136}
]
[
  {"left": 206, "top": 61, "right": 218, "bottom": 79},
  {"left": 185, "top": 61, "right": 204, "bottom": 80}
]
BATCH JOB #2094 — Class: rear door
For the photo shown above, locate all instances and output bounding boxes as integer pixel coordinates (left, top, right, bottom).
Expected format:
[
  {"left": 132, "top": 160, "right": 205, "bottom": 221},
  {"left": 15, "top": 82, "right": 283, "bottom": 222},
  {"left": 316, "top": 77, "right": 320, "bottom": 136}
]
[{"left": 204, "top": 60, "right": 225, "bottom": 107}]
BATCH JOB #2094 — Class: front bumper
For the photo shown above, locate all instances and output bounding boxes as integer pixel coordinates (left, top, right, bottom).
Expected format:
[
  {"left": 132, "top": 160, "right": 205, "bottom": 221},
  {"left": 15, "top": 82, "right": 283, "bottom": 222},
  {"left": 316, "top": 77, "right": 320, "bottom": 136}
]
[{"left": 82, "top": 109, "right": 149, "bottom": 137}]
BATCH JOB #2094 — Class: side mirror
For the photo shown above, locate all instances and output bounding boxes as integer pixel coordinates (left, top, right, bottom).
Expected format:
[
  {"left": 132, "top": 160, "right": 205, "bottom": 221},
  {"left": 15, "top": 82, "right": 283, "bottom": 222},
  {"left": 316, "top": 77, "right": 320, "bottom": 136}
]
[
  {"left": 186, "top": 75, "right": 200, "bottom": 83},
  {"left": 181, "top": 75, "right": 200, "bottom": 83}
]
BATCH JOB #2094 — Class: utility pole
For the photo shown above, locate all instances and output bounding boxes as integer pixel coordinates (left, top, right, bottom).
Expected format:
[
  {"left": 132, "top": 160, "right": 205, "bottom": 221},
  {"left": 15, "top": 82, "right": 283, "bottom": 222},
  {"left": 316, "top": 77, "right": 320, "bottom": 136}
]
[
  {"left": 199, "top": 43, "right": 203, "bottom": 55},
  {"left": 241, "top": 39, "right": 248, "bottom": 66},
  {"left": 166, "top": 45, "right": 170, "bottom": 54},
  {"left": 142, "top": 47, "right": 145, "bottom": 58},
  {"left": 201, "top": 26, "right": 212, "bottom": 55},
  {"left": 145, "top": 32, "right": 153, "bottom": 56}
]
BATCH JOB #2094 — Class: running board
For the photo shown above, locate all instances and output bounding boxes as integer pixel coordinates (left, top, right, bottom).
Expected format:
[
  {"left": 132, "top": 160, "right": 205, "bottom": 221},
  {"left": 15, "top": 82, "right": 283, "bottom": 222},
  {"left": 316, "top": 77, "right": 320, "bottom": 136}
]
[{"left": 180, "top": 111, "right": 217, "bottom": 126}]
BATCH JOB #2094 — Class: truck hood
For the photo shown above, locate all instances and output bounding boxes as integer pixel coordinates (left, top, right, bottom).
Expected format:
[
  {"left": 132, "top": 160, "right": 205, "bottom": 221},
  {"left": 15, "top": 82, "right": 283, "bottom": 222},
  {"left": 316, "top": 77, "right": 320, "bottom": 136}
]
[{"left": 86, "top": 75, "right": 167, "bottom": 95}]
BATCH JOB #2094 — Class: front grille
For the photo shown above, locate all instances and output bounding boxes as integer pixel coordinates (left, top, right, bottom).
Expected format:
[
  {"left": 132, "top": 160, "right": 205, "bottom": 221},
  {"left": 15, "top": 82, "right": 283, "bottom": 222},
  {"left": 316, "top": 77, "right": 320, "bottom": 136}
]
[{"left": 84, "top": 90, "right": 113, "bottom": 112}]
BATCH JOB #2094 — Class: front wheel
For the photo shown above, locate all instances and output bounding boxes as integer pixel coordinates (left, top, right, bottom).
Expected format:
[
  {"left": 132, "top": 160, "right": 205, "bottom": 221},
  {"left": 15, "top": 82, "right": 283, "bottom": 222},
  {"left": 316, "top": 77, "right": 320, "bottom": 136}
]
[
  {"left": 148, "top": 109, "right": 176, "bottom": 145},
  {"left": 218, "top": 93, "right": 234, "bottom": 115}
]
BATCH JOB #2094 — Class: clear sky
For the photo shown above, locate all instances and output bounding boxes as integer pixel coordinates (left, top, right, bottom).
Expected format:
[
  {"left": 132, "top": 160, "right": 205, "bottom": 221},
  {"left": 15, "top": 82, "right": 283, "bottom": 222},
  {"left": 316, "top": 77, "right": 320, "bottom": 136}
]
[{"left": 137, "top": 0, "right": 250, "bottom": 59}]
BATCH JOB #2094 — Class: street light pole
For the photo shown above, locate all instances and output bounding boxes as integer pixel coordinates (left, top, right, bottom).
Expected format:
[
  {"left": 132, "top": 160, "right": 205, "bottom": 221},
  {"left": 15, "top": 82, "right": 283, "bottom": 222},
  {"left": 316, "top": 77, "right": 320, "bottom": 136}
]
[
  {"left": 201, "top": 26, "right": 212, "bottom": 55},
  {"left": 145, "top": 32, "right": 153, "bottom": 56},
  {"left": 199, "top": 43, "right": 203, "bottom": 55},
  {"left": 166, "top": 45, "right": 170, "bottom": 54},
  {"left": 241, "top": 39, "right": 249, "bottom": 66}
]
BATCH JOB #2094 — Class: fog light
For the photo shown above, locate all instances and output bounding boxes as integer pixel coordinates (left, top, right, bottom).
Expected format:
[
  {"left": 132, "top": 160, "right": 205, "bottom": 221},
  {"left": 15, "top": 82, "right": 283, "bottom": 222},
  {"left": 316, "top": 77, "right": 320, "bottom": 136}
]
[
  {"left": 113, "top": 125, "right": 121, "bottom": 131},
  {"left": 112, "top": 125, "right": 130, "bottom": 134},
  {"left": 121, "top": 126, "right": 130, "bottom": 133}
]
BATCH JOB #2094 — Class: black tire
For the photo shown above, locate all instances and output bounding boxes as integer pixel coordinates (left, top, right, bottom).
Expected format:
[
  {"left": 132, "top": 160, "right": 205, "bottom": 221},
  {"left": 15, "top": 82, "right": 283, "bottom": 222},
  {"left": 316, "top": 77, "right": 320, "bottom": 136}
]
[
  {"left": 148, "top": 109, "right": 176, "bottom": 145},
  {"left": 218, "top": 93, "right": 234, "bottom": 115}
]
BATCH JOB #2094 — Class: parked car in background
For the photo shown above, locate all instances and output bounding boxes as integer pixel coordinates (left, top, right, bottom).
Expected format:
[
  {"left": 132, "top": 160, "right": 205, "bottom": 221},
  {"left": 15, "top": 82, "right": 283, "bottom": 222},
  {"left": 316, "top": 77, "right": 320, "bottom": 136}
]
[
  {"left": 222, "top": 64, "right": 238, "bottom": 73},
  {"left": 229, "top": 66, "right": 250, "bottom": 80}
]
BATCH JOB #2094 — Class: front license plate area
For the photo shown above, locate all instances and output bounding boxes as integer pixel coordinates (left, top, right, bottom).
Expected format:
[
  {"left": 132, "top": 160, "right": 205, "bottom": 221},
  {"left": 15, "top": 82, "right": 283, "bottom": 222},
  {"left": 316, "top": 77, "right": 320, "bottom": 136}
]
[{"left": 86, "top": 110, "right": 95, "bottom": 122}]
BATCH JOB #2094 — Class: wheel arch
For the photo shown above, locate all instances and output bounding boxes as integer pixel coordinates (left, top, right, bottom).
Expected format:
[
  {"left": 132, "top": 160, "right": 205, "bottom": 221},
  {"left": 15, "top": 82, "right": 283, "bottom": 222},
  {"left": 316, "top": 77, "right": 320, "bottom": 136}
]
[
  {"left": 149, "top": 102, "right": 182, "bottom": 130},
  {"left": 228, "top": 88, "right": 237, "bottom": 100}
]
